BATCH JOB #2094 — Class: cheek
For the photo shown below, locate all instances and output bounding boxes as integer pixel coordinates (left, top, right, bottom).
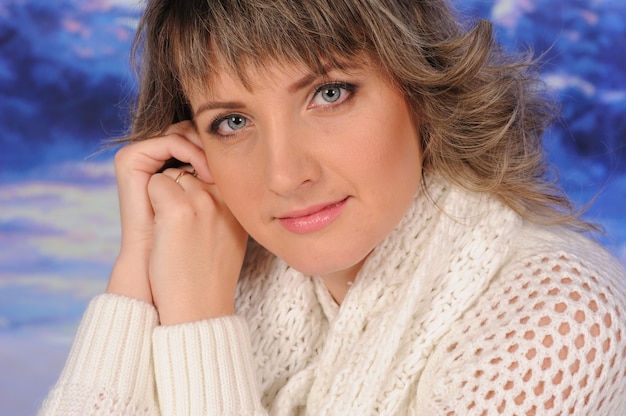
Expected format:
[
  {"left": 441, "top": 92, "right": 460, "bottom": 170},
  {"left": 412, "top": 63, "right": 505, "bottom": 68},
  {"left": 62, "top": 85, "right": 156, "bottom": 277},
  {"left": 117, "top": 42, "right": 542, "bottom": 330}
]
[
  {"left": 362, "top": 91, "right": 420, "bottom": 160},
  {"left": 211, "top": 168, "right": 265, "bottom": 233},
  {"left": 213, "top": 173, "right": 257, "bottom": 209},
  {"left": 388, "top": 104, "right": 422, "bottom": 173},
  {"left": 367, "top": 119, "right": 422, "bottom": 181},
  {"left": 202, "top": 150, "right": 250, "bottom": 210}
]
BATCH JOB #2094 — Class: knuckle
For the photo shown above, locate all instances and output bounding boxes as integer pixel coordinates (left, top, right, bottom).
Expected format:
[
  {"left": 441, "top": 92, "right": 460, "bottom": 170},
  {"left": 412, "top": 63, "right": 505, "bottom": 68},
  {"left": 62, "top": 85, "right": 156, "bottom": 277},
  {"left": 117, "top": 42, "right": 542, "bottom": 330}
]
[
  {"left": 114, "top": 142, "right": 144, "bottom": 168},
  {"left": 194, "top": 192, "right": 217, "bottom": 212},
  {"left": 114, "top": 144, "right": 132, "bottom": 164},
  {"left": 166, "top": 201, "right": 197, "bottom": 220}
]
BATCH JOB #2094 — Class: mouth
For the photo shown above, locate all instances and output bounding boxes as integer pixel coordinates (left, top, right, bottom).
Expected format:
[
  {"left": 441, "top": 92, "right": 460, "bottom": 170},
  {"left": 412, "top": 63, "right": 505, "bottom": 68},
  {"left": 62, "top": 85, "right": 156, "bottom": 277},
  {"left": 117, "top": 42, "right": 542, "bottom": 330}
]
[{"left": 277, "top": 197, "right": 349, "bottom": 234}]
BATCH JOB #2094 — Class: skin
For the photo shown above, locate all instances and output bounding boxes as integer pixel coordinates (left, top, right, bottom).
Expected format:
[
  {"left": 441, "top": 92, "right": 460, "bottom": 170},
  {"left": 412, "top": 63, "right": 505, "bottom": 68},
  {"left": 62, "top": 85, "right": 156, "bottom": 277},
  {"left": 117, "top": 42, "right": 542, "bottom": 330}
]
[{"left": 107, "top": 59, "right": 423, "bottom": 324}]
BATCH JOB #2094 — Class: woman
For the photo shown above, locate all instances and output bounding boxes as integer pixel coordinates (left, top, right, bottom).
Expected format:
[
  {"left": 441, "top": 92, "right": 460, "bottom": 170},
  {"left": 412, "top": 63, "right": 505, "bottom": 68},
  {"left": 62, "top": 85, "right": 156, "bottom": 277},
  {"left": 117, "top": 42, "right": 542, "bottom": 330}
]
[{"left": 40, "top": 0, "right": 626, "bottom": 414}]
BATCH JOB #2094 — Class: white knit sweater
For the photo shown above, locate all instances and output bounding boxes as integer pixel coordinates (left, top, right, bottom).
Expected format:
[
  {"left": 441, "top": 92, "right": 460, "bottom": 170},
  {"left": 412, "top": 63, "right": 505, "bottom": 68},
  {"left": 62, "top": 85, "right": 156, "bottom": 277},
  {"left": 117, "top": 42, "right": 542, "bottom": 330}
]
[{"left": 39, "top": 178, "right": 626, "bottom": 415}]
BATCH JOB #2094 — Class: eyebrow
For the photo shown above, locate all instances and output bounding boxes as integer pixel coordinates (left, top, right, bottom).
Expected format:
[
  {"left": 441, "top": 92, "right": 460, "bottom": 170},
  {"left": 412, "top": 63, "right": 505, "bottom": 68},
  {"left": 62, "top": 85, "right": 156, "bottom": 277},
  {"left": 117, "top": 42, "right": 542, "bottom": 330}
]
[
  {"left": 194, "top": 100, "right": 245, "bottom": 117},
  {"left": 287, "top": 72, "right": 321, "bottom": 94},
  {"left": 193, "top": 66, "right": 336, "bottom": 118}
]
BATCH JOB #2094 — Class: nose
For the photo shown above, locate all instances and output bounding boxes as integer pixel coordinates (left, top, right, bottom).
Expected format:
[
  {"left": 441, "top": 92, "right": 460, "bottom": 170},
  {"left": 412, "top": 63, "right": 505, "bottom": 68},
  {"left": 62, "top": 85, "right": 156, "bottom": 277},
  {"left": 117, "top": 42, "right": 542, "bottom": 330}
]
[{"left": 263, "top": 120, "right": 321, "bottom": 196}]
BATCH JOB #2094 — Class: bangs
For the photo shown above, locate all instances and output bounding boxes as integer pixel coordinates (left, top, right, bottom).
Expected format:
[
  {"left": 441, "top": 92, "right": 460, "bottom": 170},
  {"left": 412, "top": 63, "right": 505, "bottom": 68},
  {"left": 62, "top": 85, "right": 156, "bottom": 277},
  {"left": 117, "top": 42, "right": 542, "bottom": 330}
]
[{"left": 163, "top": 0, "right": 376, "bottom": 95}]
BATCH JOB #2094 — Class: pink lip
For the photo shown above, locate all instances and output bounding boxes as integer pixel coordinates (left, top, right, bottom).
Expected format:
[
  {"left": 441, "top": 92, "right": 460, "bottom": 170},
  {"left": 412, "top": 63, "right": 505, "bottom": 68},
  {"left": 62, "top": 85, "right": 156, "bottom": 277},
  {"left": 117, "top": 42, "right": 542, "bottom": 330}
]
[{"left": 277, "top": 198, "right": 348, "bottom": 234}]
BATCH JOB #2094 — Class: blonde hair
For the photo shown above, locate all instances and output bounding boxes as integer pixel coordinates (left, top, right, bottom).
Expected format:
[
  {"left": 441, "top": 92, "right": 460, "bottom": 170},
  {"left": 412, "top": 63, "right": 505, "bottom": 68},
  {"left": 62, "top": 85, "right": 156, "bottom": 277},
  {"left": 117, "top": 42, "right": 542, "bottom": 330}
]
[{"left": 124, "top": 0, "right": 596, "bottom": 232}]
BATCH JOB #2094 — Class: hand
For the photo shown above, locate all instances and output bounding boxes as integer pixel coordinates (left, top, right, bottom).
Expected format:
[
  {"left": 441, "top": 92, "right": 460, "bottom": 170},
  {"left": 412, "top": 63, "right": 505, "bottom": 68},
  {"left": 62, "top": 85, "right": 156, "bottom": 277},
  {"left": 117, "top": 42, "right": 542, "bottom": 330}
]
[
  {"left": 106, "top": 121, "right": 214, "bottom": 306},
  {"left": 147, "top": 165, "right": 248, "bottom": 325}
]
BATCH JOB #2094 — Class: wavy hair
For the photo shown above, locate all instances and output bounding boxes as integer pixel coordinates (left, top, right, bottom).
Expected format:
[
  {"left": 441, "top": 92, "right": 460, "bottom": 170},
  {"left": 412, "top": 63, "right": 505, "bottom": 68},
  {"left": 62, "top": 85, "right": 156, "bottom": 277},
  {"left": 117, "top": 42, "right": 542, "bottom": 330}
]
[{"left": 123, "top": 0, "right": 596, "bottom": 231}]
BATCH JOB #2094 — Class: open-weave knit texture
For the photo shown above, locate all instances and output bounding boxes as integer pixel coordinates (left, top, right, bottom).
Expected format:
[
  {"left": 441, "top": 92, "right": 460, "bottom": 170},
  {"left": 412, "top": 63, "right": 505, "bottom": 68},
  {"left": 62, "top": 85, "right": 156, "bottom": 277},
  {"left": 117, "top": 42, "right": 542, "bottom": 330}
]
[{"left": 39, "top": 177, "right": 626, "bottom": 415}]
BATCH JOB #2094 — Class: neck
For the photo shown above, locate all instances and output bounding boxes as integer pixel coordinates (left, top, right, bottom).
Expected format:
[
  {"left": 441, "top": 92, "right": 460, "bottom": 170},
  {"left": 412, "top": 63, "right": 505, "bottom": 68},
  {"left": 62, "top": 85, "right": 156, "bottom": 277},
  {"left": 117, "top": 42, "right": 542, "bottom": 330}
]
[{"left": 321, "top": 258, "right": 365, "bottom": 304}]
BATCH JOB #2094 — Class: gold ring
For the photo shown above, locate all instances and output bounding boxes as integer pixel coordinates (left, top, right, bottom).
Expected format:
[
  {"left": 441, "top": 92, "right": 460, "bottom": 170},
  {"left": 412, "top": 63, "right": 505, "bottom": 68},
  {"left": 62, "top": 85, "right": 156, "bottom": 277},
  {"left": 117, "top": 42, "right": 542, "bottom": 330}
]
[{"left": 174, "top": 170, "right": 190, "bottom": 184}]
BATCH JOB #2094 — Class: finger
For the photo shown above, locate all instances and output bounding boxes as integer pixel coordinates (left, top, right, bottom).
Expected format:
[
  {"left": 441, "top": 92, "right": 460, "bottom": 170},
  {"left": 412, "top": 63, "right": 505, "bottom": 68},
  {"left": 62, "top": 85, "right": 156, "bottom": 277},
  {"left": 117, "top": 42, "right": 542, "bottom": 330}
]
[
  {"left": 162, "top": 167, "right": 201, "bottom": 189},
  {"left": 157, "top": 121, "right": 213, "bottom": 183},
  {"left": 164, "top": 120, "right": 203, "bottom": 148},
  {"left": 117, "top": 128, "right": 212, "bottom": 183},
  {"left": 155, "top": 138, "right": 212, "bottom": 184},
  {"left": 147, "top": 171, "right": 216, "bottom": 224},
  {"left": 116, "top": 135, "right": 205, "bottom": 178},
  {"left": 151, "top": 168, "right": 219, "bottom": 217},
  {"left": 174, "top": 170, "right": 193, "bottom": 185}
]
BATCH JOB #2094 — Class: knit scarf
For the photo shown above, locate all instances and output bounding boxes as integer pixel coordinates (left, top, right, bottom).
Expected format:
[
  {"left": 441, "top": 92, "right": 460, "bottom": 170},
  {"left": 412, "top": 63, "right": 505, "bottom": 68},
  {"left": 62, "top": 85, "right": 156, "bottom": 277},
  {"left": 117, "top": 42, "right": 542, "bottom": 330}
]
[{"left": 238, "top": 177, "right": 522, "bottom": 415}]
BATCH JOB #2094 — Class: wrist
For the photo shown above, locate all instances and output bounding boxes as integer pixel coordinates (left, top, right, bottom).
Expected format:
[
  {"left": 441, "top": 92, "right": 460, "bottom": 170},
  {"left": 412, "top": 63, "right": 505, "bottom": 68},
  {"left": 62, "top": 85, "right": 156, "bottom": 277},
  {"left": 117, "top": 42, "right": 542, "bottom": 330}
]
[
  {"left": 106, "top": 253, "right": 153, "bottom": 304},
  {"left": 156, "top": 294, "right": 235, "bottom": 325}
]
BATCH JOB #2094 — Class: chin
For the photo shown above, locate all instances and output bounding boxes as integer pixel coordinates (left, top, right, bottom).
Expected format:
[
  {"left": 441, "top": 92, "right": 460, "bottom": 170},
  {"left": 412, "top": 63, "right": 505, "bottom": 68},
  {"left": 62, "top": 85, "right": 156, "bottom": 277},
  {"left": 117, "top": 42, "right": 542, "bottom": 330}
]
[{"left": 284, "top": 251, "right": 370, "bottom": 278}]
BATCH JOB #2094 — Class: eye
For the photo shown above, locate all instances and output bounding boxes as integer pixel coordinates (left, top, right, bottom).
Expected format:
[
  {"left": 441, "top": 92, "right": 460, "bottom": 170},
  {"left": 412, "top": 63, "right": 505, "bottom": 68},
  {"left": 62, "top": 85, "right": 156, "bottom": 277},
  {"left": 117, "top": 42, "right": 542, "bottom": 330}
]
[
  {"left": 311, "top": 82, "right": 355, "bottom": 107},
  {"left": 318, "top": 86, "right": 342, "bottom": 103},
  {"left": 209, "top": 114, "right": 249, "bottom": 136}
]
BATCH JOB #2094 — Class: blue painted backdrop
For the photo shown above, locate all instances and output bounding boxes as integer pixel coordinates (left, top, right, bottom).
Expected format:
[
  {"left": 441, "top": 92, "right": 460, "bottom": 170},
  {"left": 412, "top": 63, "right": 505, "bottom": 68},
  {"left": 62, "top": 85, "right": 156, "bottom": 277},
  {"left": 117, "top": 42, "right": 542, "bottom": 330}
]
[{"left": 0, "top": 0, "right": 624, "bottom": 414}]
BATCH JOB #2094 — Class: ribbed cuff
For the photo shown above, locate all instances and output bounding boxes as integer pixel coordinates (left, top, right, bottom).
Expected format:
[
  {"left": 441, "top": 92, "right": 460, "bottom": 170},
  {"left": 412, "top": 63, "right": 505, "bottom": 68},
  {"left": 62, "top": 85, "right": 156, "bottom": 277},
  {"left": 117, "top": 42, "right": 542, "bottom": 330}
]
[
  {"left": 153, "top": 315, "right": 266, "bottom": 415},
  {"left": 59, "top": 293, "right": 159, "bottom": 402}
]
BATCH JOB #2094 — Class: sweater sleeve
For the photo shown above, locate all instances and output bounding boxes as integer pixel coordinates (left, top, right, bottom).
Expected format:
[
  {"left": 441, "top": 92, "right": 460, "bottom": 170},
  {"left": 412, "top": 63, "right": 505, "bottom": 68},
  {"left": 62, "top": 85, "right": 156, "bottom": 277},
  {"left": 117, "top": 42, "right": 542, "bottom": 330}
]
[
  {"left": 417, "top": 250, "right": 626, "bottom": 415},
  {"left": 152, "top": 315, "right": 267, "bottom": 415},
  {"left": 38, "top": 294, "right": 160, "bottom": 416}
]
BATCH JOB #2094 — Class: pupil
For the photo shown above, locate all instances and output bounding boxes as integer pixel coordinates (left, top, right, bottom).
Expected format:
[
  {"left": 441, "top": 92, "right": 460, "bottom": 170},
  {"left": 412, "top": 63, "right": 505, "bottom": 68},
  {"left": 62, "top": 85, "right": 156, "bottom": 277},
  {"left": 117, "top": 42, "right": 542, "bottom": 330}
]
[
  {"left": 228, "top": 116, "right": 245, "bottom": 130},
  {"left": 323, "top": 88, "right": 340, "bottom": 102}
]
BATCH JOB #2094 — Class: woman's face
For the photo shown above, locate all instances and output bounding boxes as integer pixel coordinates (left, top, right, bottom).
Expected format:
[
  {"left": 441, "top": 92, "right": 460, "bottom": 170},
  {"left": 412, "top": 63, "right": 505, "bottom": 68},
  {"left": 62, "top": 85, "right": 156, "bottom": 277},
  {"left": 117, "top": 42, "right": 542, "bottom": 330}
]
[{"left": 190, "top": 60, "right": 422, "bottom": 281}]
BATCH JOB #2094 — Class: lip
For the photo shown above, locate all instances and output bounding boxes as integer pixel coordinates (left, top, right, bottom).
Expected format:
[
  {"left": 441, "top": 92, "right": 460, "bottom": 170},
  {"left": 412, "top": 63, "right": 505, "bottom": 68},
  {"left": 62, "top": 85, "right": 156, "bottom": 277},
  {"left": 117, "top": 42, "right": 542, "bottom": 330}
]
[{"left": 277, "top": 197, "right": 348, "bottom": 234}]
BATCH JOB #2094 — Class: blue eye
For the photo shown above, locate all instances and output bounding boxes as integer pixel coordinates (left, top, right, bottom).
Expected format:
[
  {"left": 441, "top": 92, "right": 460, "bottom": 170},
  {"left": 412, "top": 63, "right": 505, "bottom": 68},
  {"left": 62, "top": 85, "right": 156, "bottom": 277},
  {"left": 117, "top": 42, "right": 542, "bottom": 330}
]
[
  {"left": 319, "top": 86, "right": 342, "bottom": 103},
  {"left": 312, "top": 82, "right": 356, "bottom": 107},
  {"left": 224, "top": 115, "right": 247, "bottom": 130},
  {"left": 210, "top": 114, "right": 248, "bottom": 136}
]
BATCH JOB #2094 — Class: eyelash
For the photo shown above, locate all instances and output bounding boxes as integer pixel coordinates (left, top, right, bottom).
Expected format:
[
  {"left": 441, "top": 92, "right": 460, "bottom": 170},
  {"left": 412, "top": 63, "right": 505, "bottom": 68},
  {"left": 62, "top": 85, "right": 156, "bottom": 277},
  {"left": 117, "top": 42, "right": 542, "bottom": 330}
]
[
  {"left": 207, "top": 80, "right": 358, "bottom": 138},
  {"left": 310, "top": 81, "right": 357, "bottom": 109}
]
